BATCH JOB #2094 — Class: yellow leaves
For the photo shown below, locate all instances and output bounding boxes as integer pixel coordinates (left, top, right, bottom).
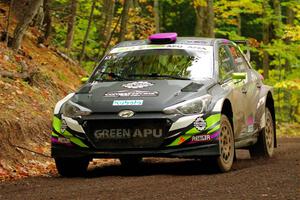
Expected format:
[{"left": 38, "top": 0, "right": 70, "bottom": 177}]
[
  {"left": 294, "top": 4, "right": 300, "bottom": 19},
  {"left": 146, "top": 5, "right": 153, "bottom": 13},
  {"left": 138, "top": 0, "right": 148, "bottom": 3},
  {"left": 122, "top": 4, "right": 155, "bottom": 41},
  {"left": 274, "top": 80, "right": 300, "bottom": 90},
  {"left": 215, "top": 0, "right": 262, "bottom": 18},
  {"left": 283, "top": 25, "right": 300, "bottom": 41},
  {"left": 193, "top": 0, "right": 207, "bottom": 8}
]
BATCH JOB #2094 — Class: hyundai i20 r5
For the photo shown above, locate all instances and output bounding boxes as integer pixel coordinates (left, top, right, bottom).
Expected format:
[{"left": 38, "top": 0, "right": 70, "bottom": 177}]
[{"left": 51, "top": 33, "right": 276, "bottom": 176}]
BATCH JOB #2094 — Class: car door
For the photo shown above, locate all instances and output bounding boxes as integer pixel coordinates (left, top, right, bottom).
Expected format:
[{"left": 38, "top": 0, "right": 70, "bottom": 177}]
[
  {"left": 229, "top": 45, "right": 260, "bottom": 137},
  {"left": 217, "top": 45, "right": 247, "bottom": 138}
]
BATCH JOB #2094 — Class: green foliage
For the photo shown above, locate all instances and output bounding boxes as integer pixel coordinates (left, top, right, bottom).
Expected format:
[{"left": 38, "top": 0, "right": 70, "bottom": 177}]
[
  {"left": 265, "top": 69, "right": 300, "bottom": 123},
  {"left": 47, "top": 0, "right": 300, "bottom": 124},
  {"left": 264, "top": 39, "right": 300, "bottom": 69}
]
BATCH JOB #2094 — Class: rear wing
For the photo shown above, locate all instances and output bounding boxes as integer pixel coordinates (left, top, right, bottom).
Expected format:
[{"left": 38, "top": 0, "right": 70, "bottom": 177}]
[{"left": 233, "top": 40, "right": 251, "bottom": 62}]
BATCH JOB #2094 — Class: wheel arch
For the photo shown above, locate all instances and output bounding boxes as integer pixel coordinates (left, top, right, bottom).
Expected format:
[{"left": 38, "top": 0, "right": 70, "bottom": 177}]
[
  {"left": 221, "top": 99, "right": 234, "bottom": 131},
  {"left": 266, "top": 92, "right": 277, "bottom": 147}
]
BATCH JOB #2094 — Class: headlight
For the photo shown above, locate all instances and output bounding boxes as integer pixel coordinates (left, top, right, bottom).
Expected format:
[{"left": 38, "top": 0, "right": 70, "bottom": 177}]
[
  {"left": 62, "top": 101, "right": 92, "bottom": 118},
  {"left": 163, "top": 94, "right": 212, "bottom": 115}
]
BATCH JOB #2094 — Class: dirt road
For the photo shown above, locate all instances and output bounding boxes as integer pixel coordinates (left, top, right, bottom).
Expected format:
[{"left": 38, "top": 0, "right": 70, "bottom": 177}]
[{"left": 0, "top": 138, "right": 299, "bottom": 200}]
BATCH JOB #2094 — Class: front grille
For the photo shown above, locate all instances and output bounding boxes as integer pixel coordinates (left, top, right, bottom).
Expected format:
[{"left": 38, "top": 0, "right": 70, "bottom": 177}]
[{"left": 84, "top": 119, "right": 170, "bottom": 149}]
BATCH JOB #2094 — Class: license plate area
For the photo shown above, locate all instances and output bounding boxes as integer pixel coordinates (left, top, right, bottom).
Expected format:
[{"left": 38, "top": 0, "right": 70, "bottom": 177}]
[{"left": 86, "top": 119, "right": 167, "bottom": 149}]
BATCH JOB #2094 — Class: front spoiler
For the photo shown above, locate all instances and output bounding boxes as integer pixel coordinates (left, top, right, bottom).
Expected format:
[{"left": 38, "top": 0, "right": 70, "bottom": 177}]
[{"left": 51, "top": 143, "right": 220, "bottom": 159}]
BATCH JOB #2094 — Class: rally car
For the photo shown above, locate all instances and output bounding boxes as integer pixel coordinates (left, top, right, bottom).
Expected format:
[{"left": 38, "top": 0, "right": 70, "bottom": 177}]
[{"left": 51, "top": 33, "right": 276, "bottom": 176}]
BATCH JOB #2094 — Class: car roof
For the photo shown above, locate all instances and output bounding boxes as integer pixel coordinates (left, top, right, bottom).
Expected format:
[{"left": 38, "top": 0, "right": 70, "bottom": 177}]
[{"left": 114, "top": 37, "right": 230, "bottom": 48}]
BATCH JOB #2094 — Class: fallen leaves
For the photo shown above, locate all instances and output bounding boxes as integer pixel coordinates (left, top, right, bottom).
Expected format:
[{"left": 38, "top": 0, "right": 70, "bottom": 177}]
[
  {"left": 0, "top": 2, "right": 85, "bottom": 183},
  {"left": 0, "top": 159, "right": 57, "bottom": 182}
]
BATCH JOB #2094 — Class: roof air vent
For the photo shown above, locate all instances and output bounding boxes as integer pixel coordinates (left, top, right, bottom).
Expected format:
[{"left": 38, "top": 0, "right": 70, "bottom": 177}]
[{"left": 148, "top": 32, "right": 177, "bottom": 44}]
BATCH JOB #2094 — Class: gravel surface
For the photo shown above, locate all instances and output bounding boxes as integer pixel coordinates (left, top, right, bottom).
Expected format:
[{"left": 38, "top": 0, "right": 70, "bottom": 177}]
[{"left": 0, "top": 137, "right": 299, "bottom": 200}]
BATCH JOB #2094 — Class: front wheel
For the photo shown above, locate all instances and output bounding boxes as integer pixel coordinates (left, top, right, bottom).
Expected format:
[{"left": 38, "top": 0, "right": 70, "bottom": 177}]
[
  {"left": 249, "top": 107, "right": 274, "bottom": 158},
  {"left": 211, "top": 114, "right": 235, "bottom": 172},
  {"left": 55, "top": 157, "right": 89, "bottom": 177}
]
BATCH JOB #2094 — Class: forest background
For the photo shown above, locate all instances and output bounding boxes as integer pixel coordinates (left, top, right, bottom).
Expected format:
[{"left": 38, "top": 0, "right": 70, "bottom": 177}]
[{"left": 1, "top": 0, "right": 300, "bottom": 131}]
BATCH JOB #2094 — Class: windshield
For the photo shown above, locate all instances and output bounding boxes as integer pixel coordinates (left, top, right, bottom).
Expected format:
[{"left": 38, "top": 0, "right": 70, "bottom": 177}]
[{"left": 90, "top": 46, "right": 214, "bottom": 81}]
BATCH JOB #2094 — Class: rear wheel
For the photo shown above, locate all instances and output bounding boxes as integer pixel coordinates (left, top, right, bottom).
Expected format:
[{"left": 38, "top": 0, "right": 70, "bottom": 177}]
[
  {"left": 249, "top": 107, "right": 274, "bottom": 158},
  {"left": 55, "top": 157, "right": 89, "bottom": 177},
  {"left": 209, "top": 114, "right": 235, "bottom": 172}
]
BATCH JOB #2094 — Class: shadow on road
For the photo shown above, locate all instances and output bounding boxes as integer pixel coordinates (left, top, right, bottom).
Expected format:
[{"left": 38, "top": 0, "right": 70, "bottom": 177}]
[
  {"left": 86, "top": 159, "right": 216, "bottom": 178},
  {"left": 82, "top": 150, "right": 273, "bottom": 178}
]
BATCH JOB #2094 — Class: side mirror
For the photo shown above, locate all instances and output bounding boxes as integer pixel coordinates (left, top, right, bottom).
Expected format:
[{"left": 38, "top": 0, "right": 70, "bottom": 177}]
[
  {"left": 232, "top": 72, "right": 246, "bottom": 80},
  {"left": 81, "top": 77, "right": 89, "bottom": 84}
]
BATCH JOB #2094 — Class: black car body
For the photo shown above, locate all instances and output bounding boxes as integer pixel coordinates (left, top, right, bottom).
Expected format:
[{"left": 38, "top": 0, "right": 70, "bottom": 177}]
[{"left": 51, "top": 33, "right": 276, "bottom": 175}]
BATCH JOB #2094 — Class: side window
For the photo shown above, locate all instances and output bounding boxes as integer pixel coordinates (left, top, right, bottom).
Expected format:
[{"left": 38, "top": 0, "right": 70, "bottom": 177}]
[
  {"left": 229, "top": 46, "right": 249, "bottom": 72},
  {"left": 218, "top": 46, "right": 234, "bottom": 81}
]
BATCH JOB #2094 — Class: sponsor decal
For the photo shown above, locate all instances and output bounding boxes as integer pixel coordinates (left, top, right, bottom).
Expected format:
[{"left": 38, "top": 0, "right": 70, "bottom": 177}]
[
  {"left": 94, "top": 129, "right": 163, "bottom": 140},
  {"left": 112, "top": 100, "right": 143, "bottom": 106},
  {"left": 57, "top": 137, "right": 71, "bottom": 144},
  {"left": 194, "top": 117, "right": 207, "bottom": 131},
  {"left": 247, "top": 115, "right": 254, "bottom": 125},
  {"left": 178, "top": 136, "right": 187, "bottom": 145},
  {"left": 248, "top": 124, "right": 254, "bottom": 133},
  {"left": 60, "top": 119, "right": 68, "bottom": 133},
  {"left": 118, "top": 110, "right": 135, "bottom": 118},
  {"left": 247, "top": 115, "right": 254, "bottom": 132},
  {"left": 122, "top": 81, "right": 153, "bottom": 89},
  {"left": 192, "top": 134, "right": 211, "bottom": 142},
  {"left": 105, "top": 90, "right": 159, "bottom": 97}
]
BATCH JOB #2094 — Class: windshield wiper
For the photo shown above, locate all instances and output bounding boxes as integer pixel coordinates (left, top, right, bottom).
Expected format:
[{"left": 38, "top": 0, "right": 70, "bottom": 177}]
[{"left": 128, "top": 73, "right": 191, "bottom": 80}]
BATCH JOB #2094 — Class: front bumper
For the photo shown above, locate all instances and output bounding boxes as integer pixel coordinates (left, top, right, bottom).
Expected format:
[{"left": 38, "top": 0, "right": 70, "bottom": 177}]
[
  {"left": 51, "top": 112, "right": 222, "bottom": 158},
  {"left": 51, "top": 143, "right": 220, "bottom": 158}
]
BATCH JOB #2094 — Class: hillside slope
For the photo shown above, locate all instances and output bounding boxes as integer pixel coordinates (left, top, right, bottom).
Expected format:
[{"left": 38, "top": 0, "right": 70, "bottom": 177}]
[{"left": 0, "top": 2, "right": 86, "bottom": 180}]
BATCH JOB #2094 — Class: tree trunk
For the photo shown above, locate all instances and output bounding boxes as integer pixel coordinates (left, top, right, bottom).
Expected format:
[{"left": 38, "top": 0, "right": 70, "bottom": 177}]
[
  {"left": 237, "top": 13, "right": 241, "bottom": 36},
  {"left": 43, "top": 0, "right": 52, "bottom": 41},
  {"left": 132, "top": 0, "right": 139, "bottom": 7},
  {"left": 161, "top": 3, "right": 165, "bottom": 32},
  {"left": 100, "top": 0, "right": 109, "bottom": 38},
  {"left": 262, "top": 0, "right": 270, "bottom": 79},
  {"left": 33, "top": 4, "right": 44, "bottom": 28},
  {"left": 99, "top": 14, "right": 122, "bottom": 60},
  {"left": 154, "top": 0, "right": 160, "bottom": 33},
  {"left": 119, "top": 0, "right": 130, "bottom": 42},
  {"left": 105, "top": 1, "right": 115, "bottom": 42},
  {"left": 285, "top": 6, "right": 294, "bottom": 72},
  {"left": 11, "top": 0, "right": 43, "bottom": 51},
  {"left": 194, "top": 4, "right": 205, "bottom": 36},
  {"left": 5, "top": 0, "right": 14, "bottom": 46},
  {"left": 79, "top": 0, "right": 96, "bottom": 64},
  {"left": 101, "top": 0, "right": 115, "bottom": 43},
  {"left": 287, "top": 7, "right": 294, "bottom": 25},
  {"left": 65, "top": 0, "right": 77, "bottom": 50},
  {"left": 272, "top": 0, "right": 282, "bottom": 38},
  {"left": 206, "top": 0, "right": 214, "bottom": 37},
  {"left": 96, "top": 0, "right": 115, "bottom": 59},
  {"left": 0, "top": 61, "right": 32, "bottom": 82}
]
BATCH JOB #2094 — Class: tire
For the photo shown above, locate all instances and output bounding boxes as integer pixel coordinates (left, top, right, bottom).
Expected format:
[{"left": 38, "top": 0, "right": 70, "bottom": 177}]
[
  {"left": 249, "top": 107, "right": 275, "bottom": 158},
  {"left": 119, "top": 157, "right": 143, "bottom": 168},
  {"left": 55, "top": 157, "right": 89, "bottom": 177},
  {"left": 211, "top": 114, "right": 235, "bottom": 172}
]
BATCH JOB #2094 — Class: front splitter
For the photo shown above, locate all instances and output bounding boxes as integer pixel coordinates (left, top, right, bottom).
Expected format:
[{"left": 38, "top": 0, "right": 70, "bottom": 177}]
[{"left": 51, "top": 143, "right": 220, "bottom": 159}]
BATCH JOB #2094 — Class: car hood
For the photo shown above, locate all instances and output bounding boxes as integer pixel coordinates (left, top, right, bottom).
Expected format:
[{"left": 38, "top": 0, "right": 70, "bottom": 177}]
[{"left": 70, "top": 79, "right": 216, "bottom": 113}]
